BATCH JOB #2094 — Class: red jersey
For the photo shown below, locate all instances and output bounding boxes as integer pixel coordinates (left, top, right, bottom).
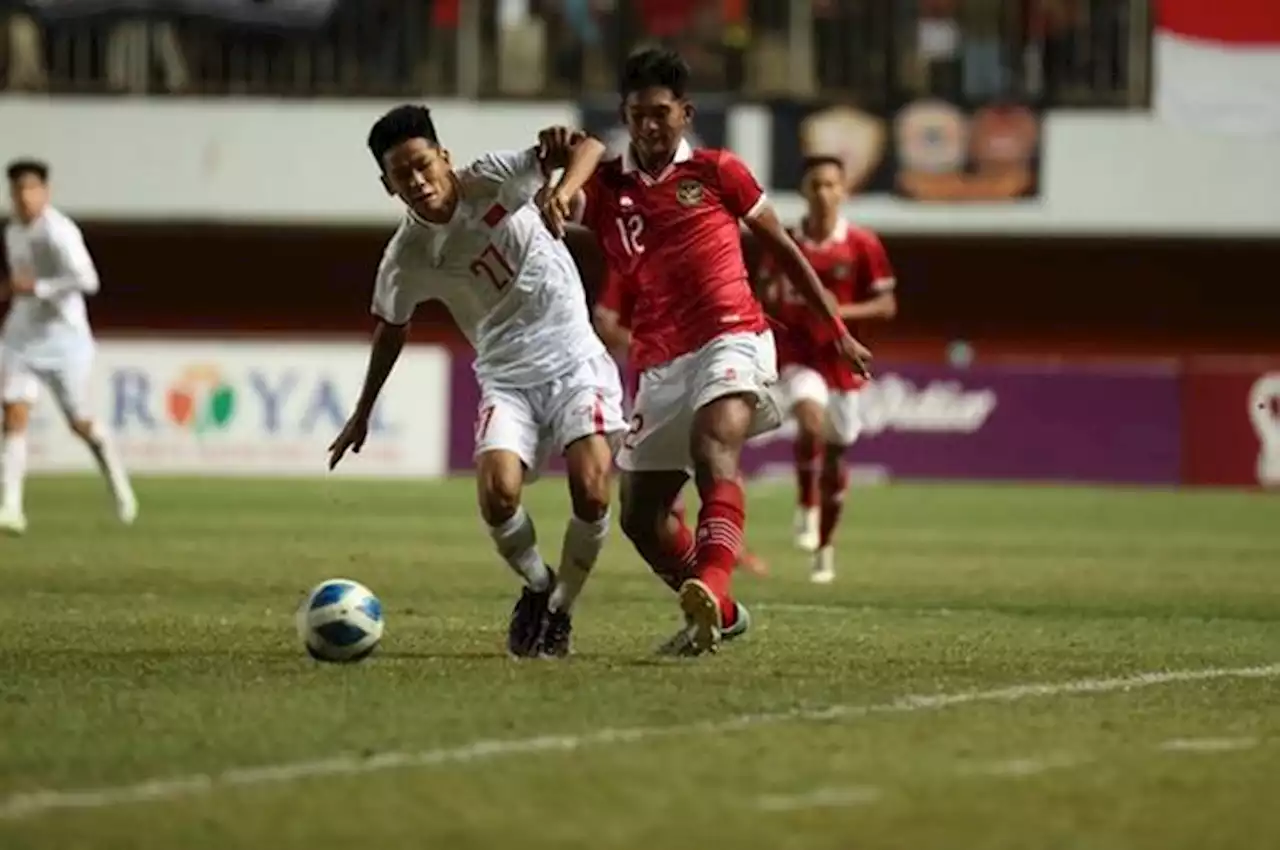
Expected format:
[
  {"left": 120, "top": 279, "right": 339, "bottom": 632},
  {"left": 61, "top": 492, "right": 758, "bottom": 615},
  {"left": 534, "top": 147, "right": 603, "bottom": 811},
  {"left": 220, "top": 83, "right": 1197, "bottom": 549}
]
[
  {"left": 581, "top": 140, "right": 769, "bottom": 371},
  {"left": 766, "top": 218, "right": 895, "bottom": 391}
]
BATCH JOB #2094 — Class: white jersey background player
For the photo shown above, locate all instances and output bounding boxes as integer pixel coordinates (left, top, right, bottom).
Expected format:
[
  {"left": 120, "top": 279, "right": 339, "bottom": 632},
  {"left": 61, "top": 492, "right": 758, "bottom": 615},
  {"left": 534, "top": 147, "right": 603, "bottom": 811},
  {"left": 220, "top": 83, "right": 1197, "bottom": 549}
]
[
  {"left": 328, "top": 106, "right": 625, "bottom": 659},
  {"left": 0, "top": 159, "right": 136, "bottom": 535}
]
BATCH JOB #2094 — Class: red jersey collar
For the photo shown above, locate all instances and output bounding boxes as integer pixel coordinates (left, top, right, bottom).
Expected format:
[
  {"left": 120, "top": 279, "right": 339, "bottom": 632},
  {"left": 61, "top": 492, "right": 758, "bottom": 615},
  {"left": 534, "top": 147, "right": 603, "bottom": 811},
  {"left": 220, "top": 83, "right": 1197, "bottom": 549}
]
[
  {"left": 622, "top": 138, "right": 694, "bottom": 185},
  {"left": 798, "top": 216, "right": 850, "bottom": 247}
]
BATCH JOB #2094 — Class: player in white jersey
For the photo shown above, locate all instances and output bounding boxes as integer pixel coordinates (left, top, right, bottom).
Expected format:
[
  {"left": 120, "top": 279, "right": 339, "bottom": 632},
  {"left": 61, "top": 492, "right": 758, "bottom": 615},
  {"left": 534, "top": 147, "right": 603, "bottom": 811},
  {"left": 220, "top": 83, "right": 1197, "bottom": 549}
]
[
  {"left": 327, "top": 106, "right": 625, "bottom": 658},
  {"left": 0, "top": 160, "right": 137, "bottom": 535}
]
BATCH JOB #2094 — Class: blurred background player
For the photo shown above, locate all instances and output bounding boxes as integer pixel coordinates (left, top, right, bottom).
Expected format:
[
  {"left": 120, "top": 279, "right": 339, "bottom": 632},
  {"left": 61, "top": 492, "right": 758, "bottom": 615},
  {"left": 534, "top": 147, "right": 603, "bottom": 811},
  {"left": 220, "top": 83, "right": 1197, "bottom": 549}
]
[
  {"left": 0, "top": 159, "right": 137, "bottom": 535},
  {"left": 328, "top": 107, "right": 625, "bottom": 659},
  {"left": 593, "top": 267, "right": 769, "bottom": 580},
  {"left": 761, "top": 156, "right": 897, "bottom": 583},
  {"left": 546, "top": 48, "right": 872, "bottom": 655}
]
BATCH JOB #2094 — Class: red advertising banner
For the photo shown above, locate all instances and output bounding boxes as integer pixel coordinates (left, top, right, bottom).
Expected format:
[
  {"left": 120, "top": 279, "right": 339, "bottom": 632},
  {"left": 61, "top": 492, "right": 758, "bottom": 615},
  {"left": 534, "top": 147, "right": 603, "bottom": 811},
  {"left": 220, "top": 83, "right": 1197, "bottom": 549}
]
[{"left": 1182, "top": 358, "right": 1280, "bottom": 488}]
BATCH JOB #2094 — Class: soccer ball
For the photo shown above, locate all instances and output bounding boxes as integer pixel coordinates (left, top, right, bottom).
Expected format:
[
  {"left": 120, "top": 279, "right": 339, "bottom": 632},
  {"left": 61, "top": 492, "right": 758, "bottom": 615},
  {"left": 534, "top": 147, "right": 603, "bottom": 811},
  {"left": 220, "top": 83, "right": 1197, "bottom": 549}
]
[{"left": 297, "top": 579, "right": 384, "bottom": 662}]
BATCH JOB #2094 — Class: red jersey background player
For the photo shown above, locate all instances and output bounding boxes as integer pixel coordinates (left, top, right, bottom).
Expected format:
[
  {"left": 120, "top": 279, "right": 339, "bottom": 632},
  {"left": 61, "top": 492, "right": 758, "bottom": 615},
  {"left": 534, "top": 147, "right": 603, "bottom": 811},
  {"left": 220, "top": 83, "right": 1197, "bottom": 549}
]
[
  {"left": 593, "top": 270, "right": 769, "bottom": 579},
  {"left": 761, "top": 156, "right": 897, "bottom": 584},
  {"left": 545, "top": 48, "right": 871, "bottom": 656}
]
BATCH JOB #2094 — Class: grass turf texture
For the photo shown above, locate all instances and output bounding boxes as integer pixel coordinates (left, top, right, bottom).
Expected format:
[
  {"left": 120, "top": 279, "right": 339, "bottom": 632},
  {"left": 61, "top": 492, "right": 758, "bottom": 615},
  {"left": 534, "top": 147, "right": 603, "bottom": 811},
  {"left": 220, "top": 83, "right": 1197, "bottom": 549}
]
[{"left": 0, "top": 477, "right": 1277, "bottom": 850}]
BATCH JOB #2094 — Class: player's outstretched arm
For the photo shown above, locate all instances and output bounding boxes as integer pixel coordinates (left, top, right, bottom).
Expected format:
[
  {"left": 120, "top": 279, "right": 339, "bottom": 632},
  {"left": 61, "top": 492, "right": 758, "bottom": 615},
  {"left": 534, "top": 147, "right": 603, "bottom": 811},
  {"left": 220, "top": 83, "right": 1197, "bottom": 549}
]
[
  {"left": 745, "top": 206, "right": 873, "bottom": 377},
  {"left": 329, "top": 320, "right": 407, "bottom": 470}
]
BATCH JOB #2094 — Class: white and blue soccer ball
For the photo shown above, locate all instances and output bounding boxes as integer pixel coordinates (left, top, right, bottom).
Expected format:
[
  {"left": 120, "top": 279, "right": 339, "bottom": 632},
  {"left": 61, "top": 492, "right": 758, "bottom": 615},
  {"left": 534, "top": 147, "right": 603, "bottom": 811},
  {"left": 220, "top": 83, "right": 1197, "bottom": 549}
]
[{"left": 297, "top": 579, "right": 384, "bottom": 662}]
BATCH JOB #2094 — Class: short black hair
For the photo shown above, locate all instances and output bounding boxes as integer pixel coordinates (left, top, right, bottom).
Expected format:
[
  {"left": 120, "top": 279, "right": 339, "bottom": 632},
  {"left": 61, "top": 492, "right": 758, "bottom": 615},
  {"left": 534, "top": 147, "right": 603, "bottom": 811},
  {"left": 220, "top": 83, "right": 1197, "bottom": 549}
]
[
  {"left": 619, "top": 48, "right": 689, "bottom": 100},
  {"left": 6, "top": 158, "right": 49, "bottom": 183},
  {"left": 800, "top": 155, "right": 844, "bottom": 177},
  {"left": 367, "top": 105, "right": 439, "bottom": 169}
]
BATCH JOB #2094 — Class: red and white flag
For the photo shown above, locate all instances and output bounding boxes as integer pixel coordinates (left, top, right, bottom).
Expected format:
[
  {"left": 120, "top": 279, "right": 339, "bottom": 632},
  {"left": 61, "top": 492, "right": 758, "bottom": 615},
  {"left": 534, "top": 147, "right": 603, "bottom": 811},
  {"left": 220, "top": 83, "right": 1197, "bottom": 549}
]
[{"left": 1154, "top": 0, "right": 1280, "bottom": 135}]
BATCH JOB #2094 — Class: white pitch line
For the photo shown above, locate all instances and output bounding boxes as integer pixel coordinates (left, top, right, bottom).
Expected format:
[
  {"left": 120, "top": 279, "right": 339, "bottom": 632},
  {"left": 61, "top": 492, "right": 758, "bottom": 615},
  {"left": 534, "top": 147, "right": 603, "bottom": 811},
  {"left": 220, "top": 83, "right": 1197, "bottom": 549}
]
[
  {"left": 1158, "top": 736, "right": 1262, "bottom": 753},
  {"left": 1, "top": 663, "right": 1276, "bottom": 821},
  {"left": 956, "top": 754, "right": 1090, "bottom": 778},
  {"left": 756, "top": 603, "right": 857, "bottom": 615},
  {"left": 756, "top": 785, "right": 882, "bottom": 812}
]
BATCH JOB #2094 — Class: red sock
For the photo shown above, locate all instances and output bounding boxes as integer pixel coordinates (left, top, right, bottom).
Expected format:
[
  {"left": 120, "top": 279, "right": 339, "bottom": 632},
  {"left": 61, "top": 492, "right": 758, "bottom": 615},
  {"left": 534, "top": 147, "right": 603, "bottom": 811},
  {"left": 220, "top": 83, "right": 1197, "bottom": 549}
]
[
  {"left": 650, "top": 509, "right": 697, "bottom": 592},
  {"left": 695, "top": 479, "right": 745, "bottom": 623},
  {"left": 819, "top": 458, "right": 849, "bottom": 548},
  {"left": 795, "top": 440, "right": 820, "bottom": 510}
]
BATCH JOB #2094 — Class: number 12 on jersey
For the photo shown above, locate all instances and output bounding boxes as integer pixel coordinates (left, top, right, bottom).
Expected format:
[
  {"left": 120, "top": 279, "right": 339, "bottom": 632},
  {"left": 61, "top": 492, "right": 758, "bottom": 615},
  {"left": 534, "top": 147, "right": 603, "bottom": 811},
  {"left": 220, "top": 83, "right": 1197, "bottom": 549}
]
[
  {"left": 615, "top": 214, "right": 644, "bottom": 257},
  {"left": 470, "top": 244, "right": 516, "bottom": 291}
]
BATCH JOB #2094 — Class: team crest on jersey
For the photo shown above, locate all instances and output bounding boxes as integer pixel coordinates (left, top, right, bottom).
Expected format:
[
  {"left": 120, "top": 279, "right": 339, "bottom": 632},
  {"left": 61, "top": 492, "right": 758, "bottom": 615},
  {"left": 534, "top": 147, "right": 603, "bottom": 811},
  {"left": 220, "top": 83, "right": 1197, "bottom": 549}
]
[
  {"left": 676, "top": 179, "right": 704, "bottom": 207},
  {"left": 832, "top": 263, "right": 852, "bottom": 279}
]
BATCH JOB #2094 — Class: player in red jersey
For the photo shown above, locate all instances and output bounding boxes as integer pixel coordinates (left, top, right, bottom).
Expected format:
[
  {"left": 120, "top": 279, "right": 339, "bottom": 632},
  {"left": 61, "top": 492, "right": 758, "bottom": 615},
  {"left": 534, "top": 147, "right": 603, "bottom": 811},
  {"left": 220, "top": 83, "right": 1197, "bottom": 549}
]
[
  {"left": 543, "top": 48, "right": 871, "bottom": 655},
  {"left": 593, "top": 270, "right": 769, "bottom": 583},
  {"left": 762, "top": 156, "right": 897, "bottom": 583}
]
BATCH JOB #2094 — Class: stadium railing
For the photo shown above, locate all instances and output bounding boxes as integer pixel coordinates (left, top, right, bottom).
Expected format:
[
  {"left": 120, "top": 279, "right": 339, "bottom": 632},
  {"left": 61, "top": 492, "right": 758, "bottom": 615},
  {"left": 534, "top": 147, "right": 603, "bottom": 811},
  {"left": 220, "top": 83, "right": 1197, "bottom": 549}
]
[{"left": 1, "top": 0, "right": 1149, "bottom": 105}]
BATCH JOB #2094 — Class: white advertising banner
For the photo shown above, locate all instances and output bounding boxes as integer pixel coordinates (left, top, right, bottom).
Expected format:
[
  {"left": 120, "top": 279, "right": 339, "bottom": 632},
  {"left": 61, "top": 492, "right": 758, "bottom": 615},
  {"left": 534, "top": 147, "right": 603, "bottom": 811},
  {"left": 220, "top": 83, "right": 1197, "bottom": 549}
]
[
  {"left": 2, "top": 98, "right": 1279, "bottom": 234},
  {"left": 23, "top": 339, "right": 450, "bottom": 477}
]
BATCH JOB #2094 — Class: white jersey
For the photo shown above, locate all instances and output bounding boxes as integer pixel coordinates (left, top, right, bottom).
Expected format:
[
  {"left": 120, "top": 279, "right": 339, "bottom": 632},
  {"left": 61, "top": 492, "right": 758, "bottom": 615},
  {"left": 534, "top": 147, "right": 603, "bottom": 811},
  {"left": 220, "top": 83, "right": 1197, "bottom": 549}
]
[
  {"left": 2, "top": 206, "right": 98, "bottom": 366},
  {"left": 372, "top": 148, "right": 606, "bottom": 388}
]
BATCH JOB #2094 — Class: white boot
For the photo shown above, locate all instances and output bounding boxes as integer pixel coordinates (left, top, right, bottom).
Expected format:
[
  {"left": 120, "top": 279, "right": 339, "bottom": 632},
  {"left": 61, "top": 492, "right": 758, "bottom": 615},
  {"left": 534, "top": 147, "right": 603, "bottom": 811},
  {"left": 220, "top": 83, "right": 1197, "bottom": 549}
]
[
  {"left": 810, "top": 546, "right": 836, "bottom": 584},
  {"left": 793, "top": 506, "right": 820, "bottom": 552}
]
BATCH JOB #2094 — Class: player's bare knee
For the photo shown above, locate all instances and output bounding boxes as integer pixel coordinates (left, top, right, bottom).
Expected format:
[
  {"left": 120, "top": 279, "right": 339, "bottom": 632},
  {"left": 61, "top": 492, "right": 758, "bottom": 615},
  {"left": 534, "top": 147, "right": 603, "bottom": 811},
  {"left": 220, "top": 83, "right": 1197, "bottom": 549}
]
[
  {"left": 2, "top": 403, "right": 30, "bottom": 436},
  {"left": 565, "top": 436, "right": 613, "bottom": 521},
  {"left": 690, "top": 424, "right": 743, "bottom": 490},
  {"left": 794, "top": 402, "right": 825, "bottom": 442},
  {"left": 568, "top": 468, "right": 611, "bottom": 523},
  {"left": 70, "top": 419, "right": 96, "bottom": 442},
  {"left": 476, "top": 453, "right": 524, "bottom": 526},
  {"left": 572, "top": 470, "right": 611, "bottom": 519}
]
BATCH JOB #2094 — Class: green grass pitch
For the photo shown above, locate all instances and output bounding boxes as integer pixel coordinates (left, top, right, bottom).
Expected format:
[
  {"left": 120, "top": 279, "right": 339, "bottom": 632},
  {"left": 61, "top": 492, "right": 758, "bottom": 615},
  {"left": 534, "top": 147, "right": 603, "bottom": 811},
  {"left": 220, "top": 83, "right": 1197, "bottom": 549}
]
[{"left": 0, "top": 476, "right": 1277, "bottom": 850}]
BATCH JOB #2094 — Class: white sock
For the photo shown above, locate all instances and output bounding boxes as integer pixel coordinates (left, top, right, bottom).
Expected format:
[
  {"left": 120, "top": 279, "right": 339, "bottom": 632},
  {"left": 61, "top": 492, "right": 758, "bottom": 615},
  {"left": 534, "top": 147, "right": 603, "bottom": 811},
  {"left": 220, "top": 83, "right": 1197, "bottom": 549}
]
[
  {"left": 550, "top": 511, "right": 609, "bottom": 613},
  {"left": 490, "top": 505, "right": 551, "bottom": 591},
  {"left": 84, "top": 422, "right": 134, "bottom": 506},
  {"left": 1, "top": 433, "right": 28, "bottom": 513}
]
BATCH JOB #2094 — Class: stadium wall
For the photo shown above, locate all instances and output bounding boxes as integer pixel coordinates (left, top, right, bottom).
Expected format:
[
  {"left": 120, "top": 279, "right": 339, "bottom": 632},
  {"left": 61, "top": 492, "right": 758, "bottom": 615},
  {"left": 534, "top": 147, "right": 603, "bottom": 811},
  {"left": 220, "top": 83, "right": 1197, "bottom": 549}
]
[{"left": 3, "top": 100, "right": 1277, "bottom": 488}]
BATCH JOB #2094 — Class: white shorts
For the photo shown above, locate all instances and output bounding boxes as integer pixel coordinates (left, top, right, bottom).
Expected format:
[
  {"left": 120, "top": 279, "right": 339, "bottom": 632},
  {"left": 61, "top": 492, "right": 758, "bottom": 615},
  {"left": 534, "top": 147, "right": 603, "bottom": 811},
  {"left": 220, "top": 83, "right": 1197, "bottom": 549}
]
[
  {"left": 619, "top": 330, "right": 783, "bottom": 473},
  {"left": 0, "top": 342, "right": 96, "bottom": 422},
  {"left": 780, "top": 364, "right": 863, "bottom": 446},
  {"left": 474, "top": 351, "right": 626, "bottom": 479}
]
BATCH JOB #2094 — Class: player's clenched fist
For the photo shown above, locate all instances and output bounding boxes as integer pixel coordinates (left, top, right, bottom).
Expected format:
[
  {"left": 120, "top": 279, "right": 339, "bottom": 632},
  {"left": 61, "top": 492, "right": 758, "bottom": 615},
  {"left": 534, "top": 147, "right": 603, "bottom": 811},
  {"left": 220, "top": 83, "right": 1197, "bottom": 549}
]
[
  {"left": 328, "top": 413, "right": 369, "bottom": 470},
  {"left": 536, "top": 126, "right": 586, "bottom": 173}
]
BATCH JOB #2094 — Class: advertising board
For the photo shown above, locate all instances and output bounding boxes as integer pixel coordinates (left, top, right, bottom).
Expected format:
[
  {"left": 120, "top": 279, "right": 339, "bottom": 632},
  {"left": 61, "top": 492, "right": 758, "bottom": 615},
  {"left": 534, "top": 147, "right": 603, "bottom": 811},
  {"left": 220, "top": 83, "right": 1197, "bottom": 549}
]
[{"left": 24, "top": 339, "right": 450, "bottom": 477}]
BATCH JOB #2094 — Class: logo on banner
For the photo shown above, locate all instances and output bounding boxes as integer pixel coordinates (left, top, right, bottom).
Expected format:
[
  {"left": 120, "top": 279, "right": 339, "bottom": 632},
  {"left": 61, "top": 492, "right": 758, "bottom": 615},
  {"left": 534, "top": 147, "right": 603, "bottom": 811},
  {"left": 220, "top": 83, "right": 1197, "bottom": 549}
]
[
  {"left": 166, "top": 364, "right": 236, "bottom": 435},
  {"left": 798, "top": 105, "right": 887, "bottom": 192},
  {"left": 110, "top": 364, "right": 392, "bottom": 437},
  {"left": 894, "top": 98, "right": 1040, "bottom": 200},
  {"left": 750, "top": 373, "right": 997, "bottom": 444},
  {"left": 1248, "top": 372, "right": 1280, "bottom": 486},
  {"left": 858, "top": 374, "right": 998, "bottom": 436}
]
